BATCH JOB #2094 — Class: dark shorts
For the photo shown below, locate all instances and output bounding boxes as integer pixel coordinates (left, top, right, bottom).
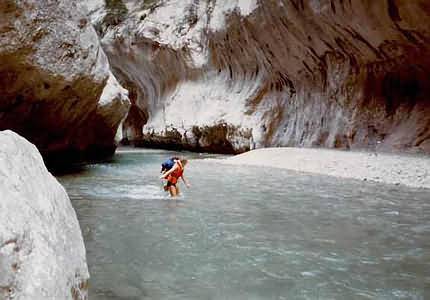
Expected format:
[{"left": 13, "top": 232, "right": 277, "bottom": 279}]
[{"left": 166, "top": 181, "right": 176, "bottom": 188}]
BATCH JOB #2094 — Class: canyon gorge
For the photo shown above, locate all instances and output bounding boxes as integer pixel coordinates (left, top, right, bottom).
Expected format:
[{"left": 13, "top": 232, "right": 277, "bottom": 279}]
[
  {"left": 85, "top": 0, "right": 430, "bottom": 154},
  {"left": 1, "top": 2, "right": 430, "bottom": 299},
  {"left": 1, "top": 0, "right": 430, "bottom": 159}
]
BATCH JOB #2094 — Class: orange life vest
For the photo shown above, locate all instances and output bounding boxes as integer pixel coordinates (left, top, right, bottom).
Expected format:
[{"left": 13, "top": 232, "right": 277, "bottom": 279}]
[{"left": 167, "top": 164, "right": 183, "bottom": 184}]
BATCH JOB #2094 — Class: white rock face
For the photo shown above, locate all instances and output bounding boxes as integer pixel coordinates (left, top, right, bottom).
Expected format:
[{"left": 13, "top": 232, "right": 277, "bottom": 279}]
[
  {"left": 82, "top": 0, "right": 261, "bottom": 152},
  {"left": 84, "top": 0, "right": 430, "bottom": 154},
  {"left": 97, "top": 72, "right": 130, "bottom": 128},
  {"left": 0, "top": 130, "right": 89, "bottom": 300}
]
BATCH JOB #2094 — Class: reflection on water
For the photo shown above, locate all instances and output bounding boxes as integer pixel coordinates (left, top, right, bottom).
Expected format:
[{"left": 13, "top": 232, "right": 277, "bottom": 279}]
[{"left": 58, "top": 149, "right": 430, "bottom": 300}]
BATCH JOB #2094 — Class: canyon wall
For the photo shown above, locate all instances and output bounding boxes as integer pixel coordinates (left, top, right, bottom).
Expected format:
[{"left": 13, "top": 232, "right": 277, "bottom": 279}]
[
  {"left": 86, "top": 0, "right": 430, "bottom": 154},
  {"left": 0, "top": 0, "right": 130, "bottom": 165},
  {"left": 0, "top": 130, "right": 89, "bottom": 300}
]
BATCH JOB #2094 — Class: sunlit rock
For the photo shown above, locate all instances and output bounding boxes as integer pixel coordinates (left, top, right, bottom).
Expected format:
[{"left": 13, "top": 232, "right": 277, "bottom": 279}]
[
  {"left": 85, "top": 0, "right": 430, "bottom": 154},
  {"left": 0, "top": 0, "right": 130, "bottom": 164},
  {"left": 0, "top": 130, "right": 89, "bottom": 300}
]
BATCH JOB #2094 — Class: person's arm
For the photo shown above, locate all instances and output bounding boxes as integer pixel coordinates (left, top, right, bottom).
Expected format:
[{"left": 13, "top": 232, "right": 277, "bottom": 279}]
[
  {"left": 181, "top": 175, "right": 190, "bottom": 188},
  {"left": 159, "top": 162, "right": 179, "bottom": 179}
]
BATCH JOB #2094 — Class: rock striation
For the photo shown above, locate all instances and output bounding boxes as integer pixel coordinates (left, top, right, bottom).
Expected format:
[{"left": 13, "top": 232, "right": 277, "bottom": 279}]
[
  {"left": 86, "top": 0, "right": 430, "bottom": 154},
  {"left": 0, "top": 0, "right": 130, "bottom": 165},
  {"left": 0, "top": 130, "right": 89, "bottom": 300}
]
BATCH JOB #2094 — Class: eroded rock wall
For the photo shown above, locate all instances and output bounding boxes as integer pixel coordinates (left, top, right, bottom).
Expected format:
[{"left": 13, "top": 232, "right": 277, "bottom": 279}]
[
  {"left": 0, "top": 0, "right": 130, "bottom": 165},
  {"left": 0, "top": 130, "right": 89, "bottom": 300},
  {"left": 87, "top": 0, "right": 430, "bottom": 154}
]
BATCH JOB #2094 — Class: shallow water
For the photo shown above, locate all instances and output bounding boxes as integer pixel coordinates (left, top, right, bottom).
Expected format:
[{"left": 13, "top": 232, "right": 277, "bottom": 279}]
[{"left": 58, "top": 148, "right": 430, "bottom": 300}]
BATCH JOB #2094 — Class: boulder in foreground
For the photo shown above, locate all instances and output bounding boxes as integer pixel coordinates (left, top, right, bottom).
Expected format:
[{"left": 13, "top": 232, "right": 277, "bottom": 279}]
[{"left": 0, "top": 130, "right": 89, "bottom": 300}]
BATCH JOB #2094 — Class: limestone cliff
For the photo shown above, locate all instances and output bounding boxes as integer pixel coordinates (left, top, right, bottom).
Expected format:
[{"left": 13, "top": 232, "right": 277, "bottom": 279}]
[
  {"left": 87, "top": 0, "right": 430, "bottom": 154},
  {"left": 0, "top": 0, "right": 130, "bottom": 165},
  {"left": 0, "top": 130, "right": 89, "bottom": 300}
]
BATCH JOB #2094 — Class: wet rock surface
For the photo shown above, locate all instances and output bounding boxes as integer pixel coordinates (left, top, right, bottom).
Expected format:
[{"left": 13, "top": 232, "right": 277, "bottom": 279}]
[
  {"left": 0, "top": 0, "right": 130, "bottom": 165},
  {"left": 84, "top": 0, "right": 430, "bottom": 154},
  {"left": 0, "top": 130, "right": 89, "bottom": 300}
]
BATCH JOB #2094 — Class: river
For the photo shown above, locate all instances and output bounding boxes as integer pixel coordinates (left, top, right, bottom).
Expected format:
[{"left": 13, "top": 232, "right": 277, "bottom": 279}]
[{"left": 57, "top": 148, "right": 430, "bottom": 300}]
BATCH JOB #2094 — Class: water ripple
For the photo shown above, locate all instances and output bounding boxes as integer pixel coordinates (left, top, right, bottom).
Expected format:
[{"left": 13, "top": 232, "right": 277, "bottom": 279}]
[{"left": 57, "top": 150, "right": 430, "bottom": 300}]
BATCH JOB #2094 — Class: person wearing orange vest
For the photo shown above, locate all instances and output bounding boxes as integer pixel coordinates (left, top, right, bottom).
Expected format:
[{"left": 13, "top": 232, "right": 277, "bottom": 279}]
[{"left": 160, "top": 159, "right": 190, "bottom": 197}]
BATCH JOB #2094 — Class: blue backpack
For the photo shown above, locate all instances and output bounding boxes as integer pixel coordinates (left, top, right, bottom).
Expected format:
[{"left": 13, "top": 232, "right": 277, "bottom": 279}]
[{"left": 161, "top": 157, "right": 177, "bottom": 172}]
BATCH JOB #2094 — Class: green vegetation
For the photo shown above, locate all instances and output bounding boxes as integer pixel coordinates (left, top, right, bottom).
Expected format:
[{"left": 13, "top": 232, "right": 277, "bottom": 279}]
[
  {"left": 103, "top": 0, "right": 128, "bottom": 27},
  {"left": 141, "top": 0, "right": 161, "bottom": 12}
]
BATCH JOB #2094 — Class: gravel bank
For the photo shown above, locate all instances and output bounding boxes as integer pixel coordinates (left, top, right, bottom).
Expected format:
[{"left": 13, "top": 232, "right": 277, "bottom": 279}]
[{"left": 217, "top": 148, "right": 430, "bottom": 189}]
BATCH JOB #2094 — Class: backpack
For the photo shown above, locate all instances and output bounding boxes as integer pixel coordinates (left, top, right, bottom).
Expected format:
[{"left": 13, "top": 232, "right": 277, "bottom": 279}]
[{"left": 161, "top": 157, "right": 177, "bottom": 172}]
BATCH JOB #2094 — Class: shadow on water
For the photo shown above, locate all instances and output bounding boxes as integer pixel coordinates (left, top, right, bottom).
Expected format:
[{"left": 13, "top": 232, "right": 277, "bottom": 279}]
[
  {"left": 47, "top": 156, "right": 117, "bottom": 176},
  {"left": 49, "top": 163, "right": 88, "bottom": 176},
  {"left": 50, "top": 147, "right": 191, "bottom": 176}
]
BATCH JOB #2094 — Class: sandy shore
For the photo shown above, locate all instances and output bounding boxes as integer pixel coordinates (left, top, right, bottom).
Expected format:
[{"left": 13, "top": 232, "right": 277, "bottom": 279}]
[{"left": 216, "top": 147, "right": 430, "bottom": 189}]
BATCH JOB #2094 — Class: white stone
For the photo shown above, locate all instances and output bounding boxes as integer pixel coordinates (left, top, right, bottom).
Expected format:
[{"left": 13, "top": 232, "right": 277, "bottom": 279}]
[
  {"left": 99, "top": 72, "right": 129, "bottom": 106},
  {"left": 217, "top": 147, "right": 430, "bottom": 189},
  {"left": 0, "top": 131, "right": 89, "bottom": 300},
  {"left": 82, "top": 0, "right": 430, "bottom": 154}
]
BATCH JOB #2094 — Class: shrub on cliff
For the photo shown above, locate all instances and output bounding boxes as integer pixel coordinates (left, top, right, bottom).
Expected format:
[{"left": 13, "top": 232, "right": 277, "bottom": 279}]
[{"left": 103, "top": 0, "right": 128, "bottom": 27}]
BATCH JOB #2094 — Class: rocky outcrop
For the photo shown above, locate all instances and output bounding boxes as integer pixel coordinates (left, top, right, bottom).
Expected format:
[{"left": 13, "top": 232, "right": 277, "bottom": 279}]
[
  {"left": 0, "top": 130, "right": 89, "bottom": 300},
  {"left": 86, "top": 0, "right": 430, "bottom": 154},
  {"left": 0, "top": 0, "right": 130, "bottom": 165}
]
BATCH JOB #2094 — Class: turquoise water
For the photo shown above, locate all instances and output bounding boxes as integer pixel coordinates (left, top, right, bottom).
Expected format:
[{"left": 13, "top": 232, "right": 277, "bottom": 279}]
[{"left": 58, "top": 149, "right": 430, "bottom": 300}]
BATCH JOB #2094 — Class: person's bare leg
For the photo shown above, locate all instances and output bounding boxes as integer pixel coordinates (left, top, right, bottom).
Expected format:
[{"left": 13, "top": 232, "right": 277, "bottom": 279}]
[
  {"left": 169, "top": 185, "right": 177, "bottom": 197},
  {"left": 176, "top": 185, "right": 180, "bottom": 196}
]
